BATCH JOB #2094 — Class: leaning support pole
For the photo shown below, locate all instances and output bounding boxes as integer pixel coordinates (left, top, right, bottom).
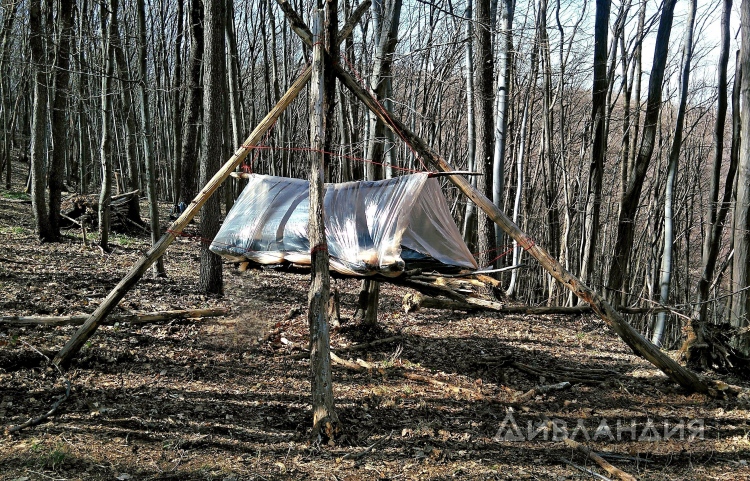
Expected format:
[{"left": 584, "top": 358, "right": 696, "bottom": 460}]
[
  {"left": 335, "top": 64, "right": 710, "bottom": 394},
  {"left": 274, "top": 0, "right": 712, "bottom": 394},
  {"left": 53, "top": 66, "right": 313, "bottom": 367}
]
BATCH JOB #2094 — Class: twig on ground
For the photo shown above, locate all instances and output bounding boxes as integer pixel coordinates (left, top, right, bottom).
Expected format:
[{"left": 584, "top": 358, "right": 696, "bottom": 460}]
[{"left": 559, "top": 458, "right": 613, "bottom": 481}]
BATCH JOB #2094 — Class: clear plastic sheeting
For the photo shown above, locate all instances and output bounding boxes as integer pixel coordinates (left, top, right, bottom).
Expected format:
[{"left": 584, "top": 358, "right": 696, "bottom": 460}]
[{"left": 209, "top": 173, "right": 478, "bottom": 277}]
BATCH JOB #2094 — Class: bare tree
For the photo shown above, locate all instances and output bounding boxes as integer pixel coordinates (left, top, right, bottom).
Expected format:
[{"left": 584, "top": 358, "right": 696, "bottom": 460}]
[
  {"left": 98, "top": 0, "right": 115, "bottom": 252},
  {"left": 473, "top": 0, "right": 496, "bottom": 268},
  {"left": 199, "top": 0, "right": 225, "bottom": 295},
  {"left": 579, "top": 0, "right": 609, "bottom": 288},
  {"left": 307, "top": 2, "right": 339, "bottom": 442},
  {"left": 179, "top": 0, "right": 204, "bottom": 206},
  {"left": 29, "top": 0, "right": 54, "bottom": 240},
  {"left": 136, "top": 0, "right": 166, "bottom": 276},
  {"left": 652, "top": 0, "right": 696, "bottom": 347},
  {"left": 48, "top": 0, "right": 74, "bottom": 239},
  {"left": 607, "top": 0, "right": 676, "bottom": 306}
]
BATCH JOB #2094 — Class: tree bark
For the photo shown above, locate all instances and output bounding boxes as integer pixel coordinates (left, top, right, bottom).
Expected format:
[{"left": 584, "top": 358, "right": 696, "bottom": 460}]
[
  {"left": 29, "top": 0, "right": 54, "bottom": 241},
  {"left": 199, "top": 0, "right": 225, "bottom": 295},
  {"left": 731, "top": 0, "right": 750, "bottom": 354},
  {"left": 172, "top": 0, "right": 185, "bottom": 203},
  {"left": 307, "top": 6, "right": 339, "bottom": 442}
]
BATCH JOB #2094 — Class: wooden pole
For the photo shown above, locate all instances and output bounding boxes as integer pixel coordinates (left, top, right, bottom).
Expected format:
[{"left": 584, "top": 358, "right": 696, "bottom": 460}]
[
  {"left": 335, "top": 63, "right": 709, "bottom": 393},
  {"left": 53, "top": 66, "right": 313, "bottom": 367},
  {"left": 272, "top": 1, "right": 711, "bottom": 394},
  {"left": 307, "top": 7, "right": 339, "bottom": 440}
]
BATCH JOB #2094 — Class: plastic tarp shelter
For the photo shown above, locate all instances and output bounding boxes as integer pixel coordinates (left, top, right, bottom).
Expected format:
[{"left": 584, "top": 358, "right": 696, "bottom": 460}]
[{"left": 209, "top": 173, "right": 478, "bottom": 277}]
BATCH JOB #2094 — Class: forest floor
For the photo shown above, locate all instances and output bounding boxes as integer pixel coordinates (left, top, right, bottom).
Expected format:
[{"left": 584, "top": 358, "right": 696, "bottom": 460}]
[{"left": 2, "top": 162, "right": 750, "bottom": 480}]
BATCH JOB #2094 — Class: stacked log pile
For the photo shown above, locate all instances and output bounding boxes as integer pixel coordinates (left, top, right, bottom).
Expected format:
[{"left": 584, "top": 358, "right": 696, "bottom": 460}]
[{"left": 60, "top": 190, "right": 149, "bottom": 234}]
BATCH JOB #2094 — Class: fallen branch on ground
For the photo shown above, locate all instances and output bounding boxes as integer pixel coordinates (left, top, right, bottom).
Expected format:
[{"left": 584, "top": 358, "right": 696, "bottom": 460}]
[
  {"left": 0, "top": 307, "right": 230, "bottom": 327},
  {"left": 565, "top": 438, "right": 637, "bottom": 481},
  {"left": 328, "top": 353, "right": 482, "bottom": 398},
  {"left": 515, "top": 381, "right": 571, "bottom": 403},
  {"left": 403, "top": 292, "right": 669, "bottom": 315}
]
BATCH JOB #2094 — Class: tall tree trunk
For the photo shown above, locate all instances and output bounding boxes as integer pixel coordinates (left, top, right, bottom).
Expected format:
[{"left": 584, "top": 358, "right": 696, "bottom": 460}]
[
  {"left": 99, "top": 0, "right": 115, "bottom": 252},
  {"left": 137, "top": 0, "right": 166, "bottom": 276},
  {"left": 29, "top": 0, "right": 54, "bottom": 240},
  {"left": 307, "top": 3, "right": 339, "bottom": 442},
  {"left": 491, "top": 0, "right": 513, "bottom": 255},
  {"left": 357, "top": 0, "right": 401, "bottom": 326},
  {"left": 652, "top": 0, "right": 696, "bottom": 347},
  {"left": 172, "top": 0, "right": 184, "bottom": 203},
  {"left": 0, "top": 0, "right": 19, "bottom": 186},
  {"left": 47, "top": 0, "right": 74, "bottom": 240},
  {"left": 474, "top": 0, "right": 496, "bottom": 268},
  {"left": 461, "top": 0, "right": 476, "bottom": 247},
  {"left": 538, "top": 0, "right": 560, "bottom": 303},
  {"left": 731, "top": 0, "right": 750, "bottom": 353},
  {"left": 110, "top": 7, "right": 139, "bottom": 192},
  {"left": 580, "top": 0, "right": 610, "bottom": 288},
  {"left": 607, "top": 0, "right": 676, "bottom": 306},
  {"left": 199, "top": 0, "right": 225, "bottom": 295},
  {"left": 179, "top": 0, "right": 204, "bottom": 206}
]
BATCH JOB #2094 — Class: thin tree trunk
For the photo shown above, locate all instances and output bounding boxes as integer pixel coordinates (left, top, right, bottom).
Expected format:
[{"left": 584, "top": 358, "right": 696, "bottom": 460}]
[
  {"left": 172, "top": 0, "right": 184, "bottom": 203},
  {"left": 652, "top": 0, "right": 696, "bottom": 347},
  {"left": 358, "top": 0, "right": 402, "bottom": 325},
  {"left": 99, "top": 0, "right": 114, "bottom": 252},
  {"left": 490, "top": 0, "right": 513, "bottom": 255},
  {"left": 461, "top": 0, "right": 476, "bottom": 246},
  {"left": 136, "top": 0, "right": 166, "bottom": 276},
  {"left": 580, "top": 0, "right": 610, "bottom": 287},
  {"left": 47, "top": 0, "right": 74, "bottom": 240}
]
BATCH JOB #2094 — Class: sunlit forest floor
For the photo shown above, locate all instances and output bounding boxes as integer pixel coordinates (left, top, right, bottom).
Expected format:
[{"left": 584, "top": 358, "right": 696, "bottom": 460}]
[{"left": 2, "top": 158, "right": 750, "bottom": 480}]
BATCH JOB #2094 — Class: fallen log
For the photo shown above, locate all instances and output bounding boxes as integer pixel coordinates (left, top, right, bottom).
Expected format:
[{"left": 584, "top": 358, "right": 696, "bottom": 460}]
[
  {"left": 402, "top": 292, "right": 669, "bottom": 315},
  {"left": 0, "top": 308, "right": 230, "bottom": 327}
]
